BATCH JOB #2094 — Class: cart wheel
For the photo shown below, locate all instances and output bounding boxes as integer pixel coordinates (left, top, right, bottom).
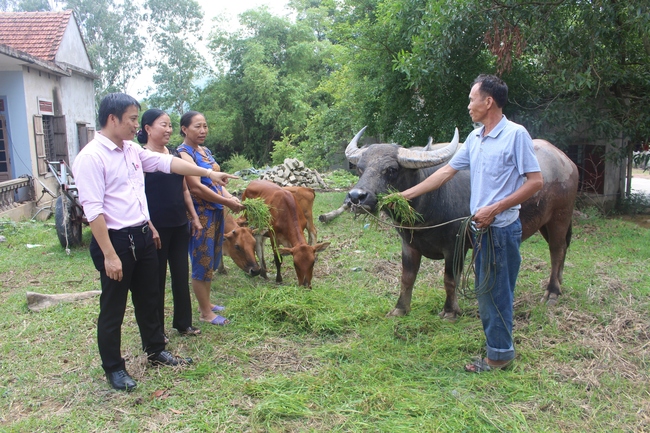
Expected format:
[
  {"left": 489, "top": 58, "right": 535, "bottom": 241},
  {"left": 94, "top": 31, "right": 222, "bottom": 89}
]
[{"left": 55, "top": 195, "right": 83, "bottom": 248}]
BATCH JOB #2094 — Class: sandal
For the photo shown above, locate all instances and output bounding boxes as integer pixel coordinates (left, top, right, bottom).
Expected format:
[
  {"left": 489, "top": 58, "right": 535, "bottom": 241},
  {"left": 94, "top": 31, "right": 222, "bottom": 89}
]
[
  {"left": 464, "top": 357, "right": 513, "bottom": 373},
  {"left": 199, "top": 315, "right": 230, "bottom": 326},
  {"left": 211, "top": 305, "right": 225, "bottom": 312},
  {"left": 178, "top": 326, "right": 202, "bottom": 336}
]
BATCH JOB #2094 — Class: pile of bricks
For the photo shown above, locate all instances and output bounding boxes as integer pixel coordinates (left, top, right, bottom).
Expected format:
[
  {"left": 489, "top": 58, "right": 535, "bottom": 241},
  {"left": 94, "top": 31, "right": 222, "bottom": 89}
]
[{"left": 259, "top": 158, "right": 327, "bottom": 188}]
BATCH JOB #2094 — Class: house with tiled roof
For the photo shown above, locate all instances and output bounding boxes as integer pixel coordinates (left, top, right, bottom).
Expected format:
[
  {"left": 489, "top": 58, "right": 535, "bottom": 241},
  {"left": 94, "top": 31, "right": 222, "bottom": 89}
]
[{"left": 0, "top": 10, "right": 96, "bottom": 221}]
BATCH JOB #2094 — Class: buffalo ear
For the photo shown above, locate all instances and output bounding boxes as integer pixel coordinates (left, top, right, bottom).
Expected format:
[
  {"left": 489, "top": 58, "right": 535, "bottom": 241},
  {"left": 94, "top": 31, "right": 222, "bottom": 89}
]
[
  {"left": 313, "top": 242, "right": 330, "bottom": 253},
  {"left": 277, "top": 247, "right": 293, "bottom": 257}
]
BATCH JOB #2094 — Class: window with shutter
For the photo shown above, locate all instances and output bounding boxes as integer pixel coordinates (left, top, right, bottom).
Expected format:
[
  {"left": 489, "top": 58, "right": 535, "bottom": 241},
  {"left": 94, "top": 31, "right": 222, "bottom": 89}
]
[
  {"left": 34, "top": 115, "right": 68, "bottom": 174},
  {"left": 33, "top": 115, "right": 47, "bottom": 175},
  {"left": 53, "top": 115, "right": 68, "bottom": 164}
]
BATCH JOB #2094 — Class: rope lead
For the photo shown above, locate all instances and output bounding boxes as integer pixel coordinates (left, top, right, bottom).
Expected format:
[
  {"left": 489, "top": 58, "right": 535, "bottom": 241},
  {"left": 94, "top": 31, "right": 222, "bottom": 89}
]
[{"left": 452, "top": 215, "right": 496, "bottom": 299}]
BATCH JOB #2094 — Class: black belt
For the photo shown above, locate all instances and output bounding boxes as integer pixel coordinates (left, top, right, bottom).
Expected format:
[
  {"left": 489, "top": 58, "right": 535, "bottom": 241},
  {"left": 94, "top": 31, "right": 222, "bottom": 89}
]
[{"left": 110, "top": 223, "right": 149, "bottom": 234}]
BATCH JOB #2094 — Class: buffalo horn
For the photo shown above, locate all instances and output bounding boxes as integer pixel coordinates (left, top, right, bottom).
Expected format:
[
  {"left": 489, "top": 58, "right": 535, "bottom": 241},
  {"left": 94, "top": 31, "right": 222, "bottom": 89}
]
[
  {"left": 345, "top": 126, "right": 368, "bottom": 165},
  {"left": 424, "top": 136, "right": 433, "bottom": 150},
  {"left": 397, "top": 128, "right": 460, "bottom": 169}
]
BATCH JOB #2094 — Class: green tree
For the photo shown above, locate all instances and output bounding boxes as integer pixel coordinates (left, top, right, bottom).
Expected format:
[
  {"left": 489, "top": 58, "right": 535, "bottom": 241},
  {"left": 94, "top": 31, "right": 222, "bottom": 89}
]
[
  {"left": 61, "top": 0, "right": 144, "bottom": 103},
  {"left": 392, "top": 0, "right": 650, "bottom": 151},
  {"left": 198, "top": 7, "right": 331, "bottom": 166},
  {"left": 295, "top": 0, "right": 481, "bottom": 167},
  {"left": 143, "top": 0, "right": 207, "bottom": 115}
]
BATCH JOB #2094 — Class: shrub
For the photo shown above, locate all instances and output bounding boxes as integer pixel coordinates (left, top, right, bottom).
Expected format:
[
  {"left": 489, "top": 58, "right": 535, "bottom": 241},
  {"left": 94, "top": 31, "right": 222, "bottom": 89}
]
[
  {"left": 321, "top": 169, "right": 358, "bottom": 189},
  {"left": 222, "top": 153, "right": 255, "bottom": 174}
]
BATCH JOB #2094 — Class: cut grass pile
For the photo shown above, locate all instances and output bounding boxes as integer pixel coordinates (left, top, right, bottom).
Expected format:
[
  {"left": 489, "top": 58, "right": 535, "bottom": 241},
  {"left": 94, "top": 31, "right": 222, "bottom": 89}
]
[
  {"left": 242, "top": 197, "right": 273, "bottom": 233},
  {"left": 376, "top": 190, "right": 423, "bottom": 228},
  {"left": 0, "top": 196, "right": 649, "bottom": 432}
]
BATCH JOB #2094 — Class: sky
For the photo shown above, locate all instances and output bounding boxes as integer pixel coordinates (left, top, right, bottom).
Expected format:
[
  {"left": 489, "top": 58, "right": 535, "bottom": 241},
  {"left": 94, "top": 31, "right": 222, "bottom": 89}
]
[
  {"left": 127, "top": 0, "right": 291, "bottom": 98},
  {"left": 200, "top": 0, "right": 290, "bottom": 25}
]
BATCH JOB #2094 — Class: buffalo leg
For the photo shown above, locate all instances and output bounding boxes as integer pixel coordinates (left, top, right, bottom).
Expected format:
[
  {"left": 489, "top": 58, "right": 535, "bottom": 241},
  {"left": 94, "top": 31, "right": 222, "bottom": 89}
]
[
  {"left": 387, "top": 242, "right": 422, "bottom": 317},
  {"left": 538, "top": 222, "right": 570, "bottom": 306},
  {"left": 440, "top": 255, "right": 461, "bottom": 320}
]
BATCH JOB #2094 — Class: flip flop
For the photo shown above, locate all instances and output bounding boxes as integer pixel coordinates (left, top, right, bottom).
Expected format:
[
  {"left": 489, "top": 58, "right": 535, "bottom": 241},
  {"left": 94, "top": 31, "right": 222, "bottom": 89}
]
[
  {"left": 200, "top": 315, "right": 230, "bottom": 326},
  {"left": 211, "top": 305, "right": 226, "bottom": 312},
  {"left": 464, "top": 357, "right": 513, "bottom": 373}
]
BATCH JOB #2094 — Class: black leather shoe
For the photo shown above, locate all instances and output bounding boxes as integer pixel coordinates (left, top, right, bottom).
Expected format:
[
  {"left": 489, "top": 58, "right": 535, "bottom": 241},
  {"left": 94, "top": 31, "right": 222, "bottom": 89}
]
[
  {"left": 148, "top": 350, "right": 193, "bottom": 366},
  {"left": 106, "top": 369, "right": 137, "bottom": 391}
]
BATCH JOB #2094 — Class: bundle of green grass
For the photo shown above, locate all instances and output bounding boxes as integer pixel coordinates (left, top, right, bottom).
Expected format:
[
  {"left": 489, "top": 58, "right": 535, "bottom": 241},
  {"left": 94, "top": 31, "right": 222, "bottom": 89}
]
[
  {"left": 242, "top": 198, "right": 273, "bottom": 233},
  {"left": 376, "top": 190, "right": 423, "bottom": 227}
]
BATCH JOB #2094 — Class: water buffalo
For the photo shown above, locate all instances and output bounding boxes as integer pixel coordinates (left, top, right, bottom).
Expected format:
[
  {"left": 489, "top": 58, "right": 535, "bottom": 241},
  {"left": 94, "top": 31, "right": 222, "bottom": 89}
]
[{"left": 345, "top": 127, "right": 579, "bottom": 319}]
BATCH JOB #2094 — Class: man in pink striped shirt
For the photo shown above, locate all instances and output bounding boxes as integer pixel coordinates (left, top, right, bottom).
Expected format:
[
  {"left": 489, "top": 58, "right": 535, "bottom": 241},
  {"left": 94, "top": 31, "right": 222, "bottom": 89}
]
[{"left": 73, "top": 93, "right": 236, "bottom": 391}]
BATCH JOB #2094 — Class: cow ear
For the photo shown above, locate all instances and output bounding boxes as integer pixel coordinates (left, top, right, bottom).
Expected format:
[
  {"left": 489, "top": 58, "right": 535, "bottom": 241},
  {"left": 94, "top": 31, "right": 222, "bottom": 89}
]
[
  {"left": 313, "top": 242, "right": 330, "bottom": 253},
  {"left": 278, "top": 247, "right": 293, "bottom": 256}
]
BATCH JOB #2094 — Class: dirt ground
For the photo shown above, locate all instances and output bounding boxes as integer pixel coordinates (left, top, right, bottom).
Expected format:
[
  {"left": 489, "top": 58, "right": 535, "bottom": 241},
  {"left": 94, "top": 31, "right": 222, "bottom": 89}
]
[{"left": 633, "top": 168, "right": 650, "bottom": 180}]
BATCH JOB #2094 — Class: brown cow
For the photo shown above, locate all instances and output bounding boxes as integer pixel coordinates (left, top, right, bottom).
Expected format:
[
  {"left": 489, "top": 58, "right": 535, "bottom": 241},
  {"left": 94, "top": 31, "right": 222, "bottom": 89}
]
[
  {"left": 236, "top": 186, "right": 318, "bottom": 245},
  {"left": 242, "top": 180, "right": 330, "bottom": 287},
  {"left": 283, "top": 186, "right": 317, "bottom": 245},
  {"left": 219, "top": 210, "right": 261, "bottom": 276}
]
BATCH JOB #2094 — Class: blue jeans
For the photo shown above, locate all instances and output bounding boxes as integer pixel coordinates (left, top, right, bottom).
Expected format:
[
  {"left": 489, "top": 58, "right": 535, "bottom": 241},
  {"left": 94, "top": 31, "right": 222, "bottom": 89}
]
[{"left": 474, "top": 218, "right": 522, "bottom": 362}]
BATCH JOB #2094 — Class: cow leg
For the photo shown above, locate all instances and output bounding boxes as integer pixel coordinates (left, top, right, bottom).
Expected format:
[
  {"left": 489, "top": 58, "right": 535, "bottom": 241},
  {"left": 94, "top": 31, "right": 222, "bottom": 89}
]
[
  {"left": 387, "top": 243, "right": 422, "bottom": 317},
  {"left": 255, "top": 234, "right": 269, "bottom": 280},
  {"left": 217, "top": 260, "right": 227, "bottom": 275},
  {"left": 307, "top": 222, "right": 317, "bottom": 246},
  {"left": 539, "top": 223, "right": 570, "bottom": 306},
  {"left": 269, "top": 237, "right": 283, "bottom": 283},
  {"left": 439, "top": 256, "right": 461, "bottom": 321}
]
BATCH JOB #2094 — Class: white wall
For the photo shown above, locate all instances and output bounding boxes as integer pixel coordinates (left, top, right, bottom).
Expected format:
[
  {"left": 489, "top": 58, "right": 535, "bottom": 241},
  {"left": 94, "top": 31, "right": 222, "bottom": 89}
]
[
  {"left": 22, "top": 65, "right": 95, "bottom": 164},
  {"left": 59, "top": 72, "right": 96, "bottom": 160},
  {"left": 55, "top": 18, "right": 92, "bottom": 71},
  {"left": 21, "top": 66, "right": 61, "bottom": 195}
]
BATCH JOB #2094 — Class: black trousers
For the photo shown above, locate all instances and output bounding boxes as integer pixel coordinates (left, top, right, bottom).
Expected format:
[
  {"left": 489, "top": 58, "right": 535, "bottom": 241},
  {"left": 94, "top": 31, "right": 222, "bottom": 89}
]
[
  {"left": 155, "top": 224, "right": 193, "bottom": 331},
  {"left": 89, "top": 226, "right": 166, "bottom": 373}
]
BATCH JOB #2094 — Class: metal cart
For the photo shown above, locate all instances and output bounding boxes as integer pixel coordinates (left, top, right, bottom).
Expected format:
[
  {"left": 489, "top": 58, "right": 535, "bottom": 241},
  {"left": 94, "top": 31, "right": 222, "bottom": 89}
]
[{"left": 47, "top": 160, "right": 85, "bottom": 249}]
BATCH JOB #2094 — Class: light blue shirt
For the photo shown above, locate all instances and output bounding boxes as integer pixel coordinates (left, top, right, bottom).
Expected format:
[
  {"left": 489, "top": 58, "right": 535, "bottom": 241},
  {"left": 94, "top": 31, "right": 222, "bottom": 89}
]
[{"left": 449, "top": 115, "right": 540, "bottom": 227}]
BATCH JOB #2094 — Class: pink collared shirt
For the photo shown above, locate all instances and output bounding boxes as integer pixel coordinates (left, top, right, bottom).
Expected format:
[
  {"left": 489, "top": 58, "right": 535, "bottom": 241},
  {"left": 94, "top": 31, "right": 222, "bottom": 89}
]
[{"left": 72, "top": 132, "right": 174, "bottom": 230}]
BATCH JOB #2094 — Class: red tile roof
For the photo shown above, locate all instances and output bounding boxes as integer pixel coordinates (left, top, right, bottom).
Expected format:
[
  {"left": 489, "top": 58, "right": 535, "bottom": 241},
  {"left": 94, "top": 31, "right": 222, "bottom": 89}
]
[{"left": 0, "top": 10, "right": 72, "bottom": 62}]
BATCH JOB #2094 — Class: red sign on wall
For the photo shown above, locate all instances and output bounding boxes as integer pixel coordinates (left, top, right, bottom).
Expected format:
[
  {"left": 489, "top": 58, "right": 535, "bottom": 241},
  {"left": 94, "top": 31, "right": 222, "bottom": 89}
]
[{"left": 38, "top": 98, "right": 54, "bottom": 115}]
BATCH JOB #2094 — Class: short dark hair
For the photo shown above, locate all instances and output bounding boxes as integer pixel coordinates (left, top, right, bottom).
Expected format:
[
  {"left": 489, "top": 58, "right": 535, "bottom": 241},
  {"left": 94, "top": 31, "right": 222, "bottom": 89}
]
[
  {"left": 137, "top": 108, "right": 167, "bottom": 144},
  {"left": 98, "top": 93, "right": 141, "bottom": 128},
  {"left": 472, "top": 74, "right": 508, "bottom": 108},
  {"left": 179, "top": 111, "right": 203, "bottom": 137}
]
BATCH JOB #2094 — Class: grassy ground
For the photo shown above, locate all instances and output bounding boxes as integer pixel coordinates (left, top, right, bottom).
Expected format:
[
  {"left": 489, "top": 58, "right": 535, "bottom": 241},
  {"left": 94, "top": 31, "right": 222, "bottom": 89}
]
[{"left": 0, "top": 192, "right": 649, "bottom": 432}]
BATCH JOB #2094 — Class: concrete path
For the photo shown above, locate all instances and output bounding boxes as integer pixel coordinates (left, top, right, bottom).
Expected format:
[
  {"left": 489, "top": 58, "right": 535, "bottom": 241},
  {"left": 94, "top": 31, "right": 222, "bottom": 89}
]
[{"left": 631, "top": 176, "right": 650, "bottom": 195}]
